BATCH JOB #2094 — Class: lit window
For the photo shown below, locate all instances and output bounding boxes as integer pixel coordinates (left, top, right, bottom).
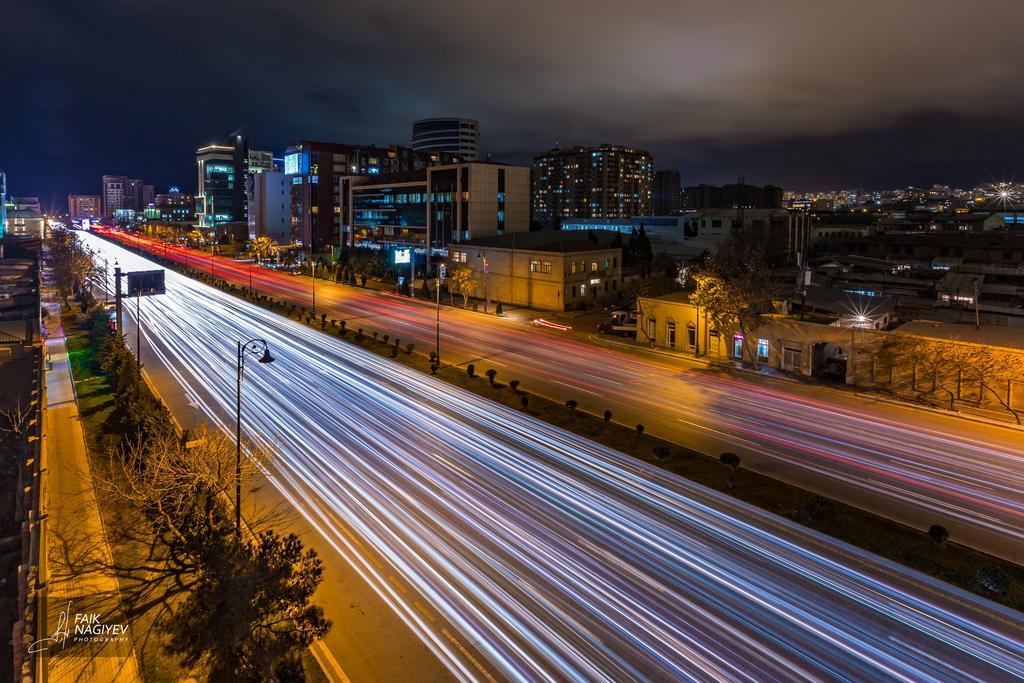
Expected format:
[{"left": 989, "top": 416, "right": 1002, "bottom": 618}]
[
  {"left": 530, "top": 259, "right": 540, "bottom": 272},
  {"left": 758, "top": 338, "right": 769, "bottom": 360}
]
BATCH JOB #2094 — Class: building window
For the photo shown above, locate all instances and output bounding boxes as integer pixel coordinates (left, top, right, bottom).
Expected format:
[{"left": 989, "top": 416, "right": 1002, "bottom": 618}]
[
  {"left": 541, "top": 261, "right": 552, "bottom": 274},
  {"left": 591, "top": 261, "right": 598, "bottom": 272},
  {"left": 758, "top": 338, "right": 769, "bottom": 360},
  {"left": 733, "top": 334, "right": 743, "bottom": 359},
  {"left": 613, "top": 257, "right": 618, "bottom": 268},
  {"left": 603, "top": 258, "right": 610, "bottom": 268},
  {"left": 530, "top": 259, "right": 540, "bottom": 272},
  {"left": 571, "top": 286, "right": 577, "bottom": 298},
  {"left": 687, "top": 323, "right": 696, "bottom": 349},
  {"left": 667, "top": 321, "right": 676, "bottom": 348},
  {"left": 580, "top": 284, "right": 587, "bottom": 296},
  {"left": 571, "top": 261, "right": 577, "bottom": 274},
  {"left": 451, "top": 251, "right": 467, "bottom": 263}
]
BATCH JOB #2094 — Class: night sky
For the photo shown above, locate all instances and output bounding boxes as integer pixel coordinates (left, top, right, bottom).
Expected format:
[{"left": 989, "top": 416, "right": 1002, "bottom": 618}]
[{"left": 4, "top": 0, "right": 1024, "bottom": 209}]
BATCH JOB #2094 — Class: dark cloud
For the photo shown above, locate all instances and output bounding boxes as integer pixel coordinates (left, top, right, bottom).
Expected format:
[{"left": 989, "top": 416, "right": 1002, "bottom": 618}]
[{"left": 3, "top": 0, "right": 1024, "bottom": 208}]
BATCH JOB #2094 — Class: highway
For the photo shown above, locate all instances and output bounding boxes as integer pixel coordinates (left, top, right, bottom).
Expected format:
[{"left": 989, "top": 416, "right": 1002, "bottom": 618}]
[
  {"left": 99, "top": 229, "right": 1024, "bottom": 564},
  {"left": 78, "top": 232, "right": 1024, "bottom": 681}
]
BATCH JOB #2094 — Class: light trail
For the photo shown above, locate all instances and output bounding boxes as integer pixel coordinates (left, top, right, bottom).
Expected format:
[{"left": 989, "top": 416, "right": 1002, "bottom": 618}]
[
  {"left": 93, "top": 228, "right": 1024, "bottom": 565},
  {"left": 83, "top": 233, "right": 1024, "bottom": 681}
]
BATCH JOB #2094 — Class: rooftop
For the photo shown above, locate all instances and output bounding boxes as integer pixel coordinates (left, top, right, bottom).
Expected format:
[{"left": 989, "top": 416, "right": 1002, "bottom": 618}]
[{"left": 461, "top": 230, "right": 623, "bottom": 253}]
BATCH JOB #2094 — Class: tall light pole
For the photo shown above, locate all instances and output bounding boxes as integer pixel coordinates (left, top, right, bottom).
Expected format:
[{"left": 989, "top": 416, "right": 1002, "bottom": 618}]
[
  {"left": 236, "top": 338, "right": 274, "bottom": 538},
  {"left": 436, "top": 263, "right": 445, "bottom": 364}
]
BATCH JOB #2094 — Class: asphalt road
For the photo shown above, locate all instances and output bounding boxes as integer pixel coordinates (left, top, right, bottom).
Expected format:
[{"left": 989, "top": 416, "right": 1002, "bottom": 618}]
[
  {"left": 100, "top": 229, "right": 1024, "bottom": 564},
  {"left": 78, "top": 232, "right": 1024, "bottom": 681}
]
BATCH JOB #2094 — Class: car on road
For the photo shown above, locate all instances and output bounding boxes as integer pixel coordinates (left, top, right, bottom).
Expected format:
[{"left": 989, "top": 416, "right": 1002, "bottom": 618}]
[{"left": 597, "top": 309, "right": 637, "bottom": 336}]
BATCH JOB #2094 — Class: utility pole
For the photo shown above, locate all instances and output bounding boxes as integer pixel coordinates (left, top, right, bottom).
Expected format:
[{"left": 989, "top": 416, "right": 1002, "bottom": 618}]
[
  {"left": 114, "top": 264, "right": 124, "bottom": 336},
  {"left": 974, "top": 278, "right": 981, "bottom": 330},
  {"left": 436, "top": 264, "right": 445, "bottom": 364},
  {"left": 136, "top": 291, "right": 142, "bottom": 380}
]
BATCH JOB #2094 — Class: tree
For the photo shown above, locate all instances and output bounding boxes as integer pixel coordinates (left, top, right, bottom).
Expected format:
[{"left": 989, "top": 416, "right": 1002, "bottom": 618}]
[
  {"left": 690, "top": 241, "right": 773, "bottom": 369},
  {"left": 250, "top": 235, "right": 276, "bottom": 263},
  {"left": 186, "top": 229, "right": 205, "bottom": 248},
  {"left": 50, "top": 226, "right": 96, "bottom": 305},
  {"left": 928, "top": 524, "right": 949, "bottom": 547},
  {"left": 96, "top": 428, "right": 330, "bottom": 680},
  {"left": 446, "top": 262, "right": 479, "bottom": 308}
]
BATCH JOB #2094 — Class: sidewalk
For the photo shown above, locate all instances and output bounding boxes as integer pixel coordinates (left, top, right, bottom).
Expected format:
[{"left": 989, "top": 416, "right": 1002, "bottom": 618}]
[{"left": 41, "top": 303, "right": 140, "bottom": 681}]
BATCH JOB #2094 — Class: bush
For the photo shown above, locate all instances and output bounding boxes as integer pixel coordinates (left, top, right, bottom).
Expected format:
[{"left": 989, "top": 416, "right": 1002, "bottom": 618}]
[
  {"left": 405, "top": 343, "right": 415, "bottom": 354},
  {"left": 520, "top": 395, "right": 529, "bottom": 410},
  {"left": 928, "top": 524, "right": 949, "bottom": 547},
  {"left": 565, "top": 399, "right": 578, "bottom": 412},
  {"left": 429, "top": 351, "right": 437, "bottom": 362},
  {"left": 485, "top": 369, "right": 497, "bottom": 386},
  {"left": 603, "top": 409, "right": 612, "bottom": 423},
  {"left": 467, "top": 363, "right": 475, "bottom": 378},
  {"left": 509, "top": 379, "right": 520, "bottom": 392},
  {"left": 976, "top": 565, "right": 1011, "bottom": 595},
  {"left": 382, "top": 334, "right": 389, "bottom": 344},
  {"left": 430, "top": 362, "right": 438, "bottom": 375},
  {"left": 635, "top": 424, "right": 645, "bottom": 437},
  {"left": 372, "top": 331, "right": 378, "bottom": 340},
  {"left": 800, "top": 496, "right": 834, "bottom": 526}
]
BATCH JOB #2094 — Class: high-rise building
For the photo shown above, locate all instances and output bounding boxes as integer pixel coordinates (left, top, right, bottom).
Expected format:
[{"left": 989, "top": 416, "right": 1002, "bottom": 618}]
[
  {"left": 68, "top": 194, "right": 102, "bottom": 219},
  {"left": 102, "top": 175, "right": 144, "bottom": 216},
  {"left": 652, "top": 170, "right": 682, "bottom": 216},
  {"left": 196, "top": 135, "right": 248, "bottom": 229},
  {"left": 412, "top": 118, "right": 479, "bottom": 161},
  {"left": 142, "top": 184, "right": 155, "bottom": 209},
  {"left": 532, "top": 144, "right": 653, "bottom": 222},
  {"left": 283, "top": 140, "right": 460, "bottom": 251},
  {"left": 247, "top": 171, "right": 291, "bottom": 245}
]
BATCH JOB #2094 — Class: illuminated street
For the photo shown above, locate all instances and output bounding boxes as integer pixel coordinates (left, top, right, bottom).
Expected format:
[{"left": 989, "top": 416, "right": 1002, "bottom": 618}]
[
  {"left": 104, "top": 229, "right": 1024, "bottom": 564},
  {"left": 77, "top": 232, "right": 1024, "bottom": 681}
]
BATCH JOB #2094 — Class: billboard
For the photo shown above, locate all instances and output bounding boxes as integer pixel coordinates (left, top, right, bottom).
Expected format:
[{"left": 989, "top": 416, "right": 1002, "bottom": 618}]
[
  {"left": 394, "top": 248, "right": 411, "bottom": 264},
  {"left": 284, "top": 151, "right": 309, "bottom": 176},
  {"left": 126, "top": 270, "right": 166, "bottom": 297}
]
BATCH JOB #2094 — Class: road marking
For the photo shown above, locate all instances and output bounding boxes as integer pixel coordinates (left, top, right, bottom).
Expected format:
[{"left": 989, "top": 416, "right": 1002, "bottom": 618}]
[
  {"left": 550, "top": 379, "right": 601, "bottom": 396},
  {"left": 388, "top": 575, "right": 409, "bottom": 594},
  {"left": 441, "top": 628, "right": 499, "bottom": 683},
  {"left": 414, "top": 600, "right": 436, "bottom": 623},
  {"left": 310, "top": 640, "right": 352, "bottom": 683}
]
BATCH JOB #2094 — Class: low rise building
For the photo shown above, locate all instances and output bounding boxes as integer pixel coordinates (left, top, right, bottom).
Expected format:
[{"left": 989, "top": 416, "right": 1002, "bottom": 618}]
[
  {"left": 5, "top": 198, "right": 45, "bottom": 238},
  {"left": 449, "top": 231, "right": 623, "bottom": 311}
]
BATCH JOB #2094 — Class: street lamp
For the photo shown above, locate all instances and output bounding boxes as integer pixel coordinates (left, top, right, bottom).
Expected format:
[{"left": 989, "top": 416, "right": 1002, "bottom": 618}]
[{"left": 236, "top": 338, "right": 274, "bottom": 538}]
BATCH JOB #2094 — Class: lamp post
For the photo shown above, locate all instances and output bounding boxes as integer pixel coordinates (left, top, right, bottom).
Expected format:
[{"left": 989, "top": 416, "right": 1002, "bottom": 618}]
[{"left": 236, "top": 338, "right": 274, "bottom": 539}]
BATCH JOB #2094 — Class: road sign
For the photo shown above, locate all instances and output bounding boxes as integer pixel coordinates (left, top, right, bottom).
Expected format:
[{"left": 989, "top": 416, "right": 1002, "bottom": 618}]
[{"left": 126, "top": 269, "right": 165, "bottom": 297}]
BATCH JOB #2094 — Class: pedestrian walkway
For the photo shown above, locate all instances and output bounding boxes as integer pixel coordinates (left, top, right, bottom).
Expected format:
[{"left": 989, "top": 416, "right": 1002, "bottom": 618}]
[{"left": 41, "top": 303, "right": 140, "bottom": 682}]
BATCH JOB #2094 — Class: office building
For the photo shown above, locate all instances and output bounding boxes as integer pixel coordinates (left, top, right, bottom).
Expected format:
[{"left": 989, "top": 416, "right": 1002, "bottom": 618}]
[
  {"left": 196, "top": 135, "right": 248, "bottom": 228},
  {"left": 283, "top": 140, "right": 460, "bottom": 251},
  {"left": 68, "top": 194, "right": 102, "bottom": 219},
  {"left": 144, "top": 187, "right": 195, "bottom": 222},
  {"left": 652, "top": 170, "right": 682, "bottom": 216},
  {"left": 449, "top": 231, "right": 623, "bottom": 311},
  {"left": 684, "top": 182, "right": 784, "bottom": 210},
  {"left": 142, "top": 184, "right": 155, "bottom": 209},
  {"left": 102, "top": 175, "right": 144, "bottom": 216},
  {"left": 248, "top": 149, "right": 276, "bottom": 173},
  {"left": 247, "top": 171, "right": 291, "bottom": 245},
  {"left": 0, "top": 172, "right": 6, "bottom": 238},
  {"left": 412, "top": 118, "right": 480, "bottom": 161},
  {"left": 532, "top": 144, "right": 653, "bottom": 222},
  {"left": 347, "top": 162, "right": 529, "bottom": 251}
]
